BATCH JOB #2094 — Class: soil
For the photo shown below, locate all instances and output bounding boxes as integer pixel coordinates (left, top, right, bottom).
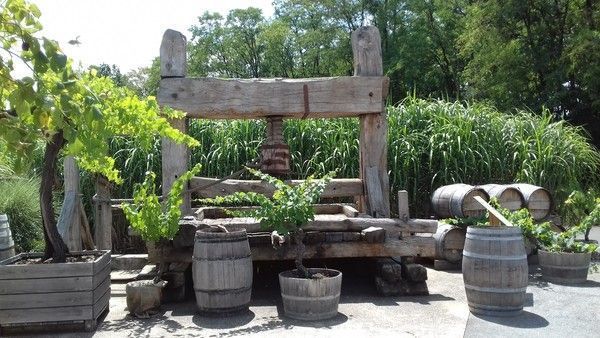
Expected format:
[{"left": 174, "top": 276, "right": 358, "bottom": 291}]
[
  {"left": 12, "top": 254, "right": 98, "bottom": 265},
  {"left": 281, "top": 268, "right": 340, "bottom": 279}
]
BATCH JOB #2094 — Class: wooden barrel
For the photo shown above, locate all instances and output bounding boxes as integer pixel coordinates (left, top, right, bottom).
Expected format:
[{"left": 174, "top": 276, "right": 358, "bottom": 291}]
[
  {"left": 279, "top": 268, "right": 342, "bottom": 320},
  {"left": 538, "top": 250, "right": 591, "bottom": 284},
  {"left": 433, "top": 223, "right": 466, "bottom": 263},
  {"left": 478, "top": 184, "right": 525, "bottom": 211},
  {"left": 192, "top": 228, "right": 253, "bottom": 313},
  {"left": 462, "top": 226, "right": 528, "bottom": 316},
  {"left": 0, "top": 214, "right": 16, "bottom": 261},
  {"left": 509, "top": 184, "right": 553, "bottom": 220},
  {"left": 431, "top": 184, "right": 489, "bottom": 218}
]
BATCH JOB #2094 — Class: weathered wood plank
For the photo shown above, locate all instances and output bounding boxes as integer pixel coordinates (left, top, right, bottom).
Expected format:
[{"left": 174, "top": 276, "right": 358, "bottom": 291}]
[
  {"left": 93, "top": 264, "right": 111, "bottom": 289},
  {"left": 164, "top": 236, "right": 435, "bottom": 262},
  {"left": 397, "top": 190, "right": 410, "bottom": 220},
  {"left": 160, "top": 29, "right": 186, "bottom": 78},
  {"left": 93, "top": 288, "right": 110, "bottom": 318},
  {"left": 57, "top": 157, "right": 82, "bottom": 252},
  {"left": 0, "top": 306, "right": 93, "bottom": 325},
  {"left": 0, "top": 276, "right": 93, "bottom": 294},
  {"left": 158, "top": 76, "right": 386, "bottom": 119},
  {"left": 353, "top": 26, "right": 390, "bottom": 218},
  {"left": 0, "top": 291, "right": 93, "bottom": 310},
  {"left": 0, "top": 256, "right": 92, "bottom": 280},
  {"left": 93, "top": 276, "right": 111, "bottom": 303},
  {"left": 162, "top": 117, "right": 190, "bottom": 214},
  {"left": 93, "top": 249, "right": 111, "bottom": 274},
  {"left": 191, "top": 177, "right": 364, "bottom": 199},
  {"left": 94, "top": 176, "right": 112, "bottom": 250}
]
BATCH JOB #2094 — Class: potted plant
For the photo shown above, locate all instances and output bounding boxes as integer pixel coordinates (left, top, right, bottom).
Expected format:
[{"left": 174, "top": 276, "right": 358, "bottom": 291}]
[
  {"left": 122, "top": 164, "right": 201, "bottom": 317},
  {"left": 204, "top": 168, "right": 338, "bottom": 320},
  {"left": 0, "top": 0, "right": 198, "bottom": 332},
  {"left": 501, "top": 204, "right": 599, "bottom": 284}
]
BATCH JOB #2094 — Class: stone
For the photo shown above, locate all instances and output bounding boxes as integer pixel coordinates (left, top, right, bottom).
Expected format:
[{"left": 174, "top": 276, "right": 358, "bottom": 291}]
[{"left": 402, "top": 263, "right": 428, "bottom": 282}]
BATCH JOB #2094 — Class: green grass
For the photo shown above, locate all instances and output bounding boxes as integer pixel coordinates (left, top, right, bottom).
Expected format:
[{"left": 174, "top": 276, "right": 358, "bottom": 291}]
[
  {"left": 81, "top": 98, "right": 600, "bottom": 217},
  {"left": 0, "top": 178, "right": 44, "bottom": 252}
]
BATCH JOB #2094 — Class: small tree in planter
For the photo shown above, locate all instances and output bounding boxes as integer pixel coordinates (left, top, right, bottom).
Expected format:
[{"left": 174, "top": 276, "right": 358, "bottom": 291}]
[
  {"left": 0, "top": 1, "right": 198, "bottom": 331},
  {"left": 502, "top": 204, "right": 599, "bottom": 284},
  {"left": 204, "top": 168, "right": 339, "bottom": 320},
  {"left": 121, "top": 164, "right": 201, "bottom": 317}
]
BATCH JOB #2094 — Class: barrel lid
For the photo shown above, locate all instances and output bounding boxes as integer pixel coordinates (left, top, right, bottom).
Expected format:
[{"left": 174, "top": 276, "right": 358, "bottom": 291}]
[{"left": 466, "top": 226, "right": 523, "bottom": 235}]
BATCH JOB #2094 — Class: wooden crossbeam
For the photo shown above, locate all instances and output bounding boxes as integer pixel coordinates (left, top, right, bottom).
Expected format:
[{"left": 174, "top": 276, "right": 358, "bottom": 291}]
[{"left": 157, "top": 76, "right": 387, "bottom": 119}]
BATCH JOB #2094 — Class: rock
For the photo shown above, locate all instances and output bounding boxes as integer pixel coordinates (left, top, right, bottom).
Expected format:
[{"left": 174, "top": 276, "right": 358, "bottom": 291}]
[
  {"left": 126, "top": 280, "right": 167, "bottom": 317},
  {"left": 375, "top": 258, "right": 402, "bottom": 282},
  {"left": 375, "top": 277, "right": 429, "bottom": 296},
  {"left": 402, "top": 263, "right": 428, "bottom": 282},
  {"left": 362, "top": 226, "right": 386, "bottom": 243}
]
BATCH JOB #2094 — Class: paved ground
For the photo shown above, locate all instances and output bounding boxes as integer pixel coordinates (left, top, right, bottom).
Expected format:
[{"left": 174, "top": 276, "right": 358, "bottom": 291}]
[{"left": 7, "top": 227, "right": 600, "bottom": 338}]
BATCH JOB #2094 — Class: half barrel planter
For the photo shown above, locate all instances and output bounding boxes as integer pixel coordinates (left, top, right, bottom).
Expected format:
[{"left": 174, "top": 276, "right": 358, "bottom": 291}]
[
  {"left": 0, "top": 250, "right": 111, "bottom": 333},
  {"left": 279, "top": 268, "right": 342, "bottom": 320},
  {"left": 462, "top": 227, "right": 528, "bottom": 317},
  {"left": 538, "top": 250, "right": 591, "bottom": 284},
  {"left": 192, "top": 228, "right": 253, "bottom": 313}
]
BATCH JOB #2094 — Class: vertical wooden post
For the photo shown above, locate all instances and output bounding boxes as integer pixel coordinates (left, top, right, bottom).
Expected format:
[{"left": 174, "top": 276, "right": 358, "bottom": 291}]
[
  {"left": 94, "top": 176, "right": 112, "bottom": 250},
  {"left": 160, "top": 29, "right": 190, "bottom": 214},
  {"left": 57, "top": 156, "right": 82, "bottom": 251},
  {"left": 352, "top": 26, "right": 390, "bottom": 218},
  {"left": 397, "top": 190, "right": 410, "bottom": 221}
]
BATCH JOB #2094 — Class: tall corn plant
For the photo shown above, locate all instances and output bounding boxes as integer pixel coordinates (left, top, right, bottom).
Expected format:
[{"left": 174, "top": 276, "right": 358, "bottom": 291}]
[{"left": 81, "top": 98, "right": 600, "bottom": 218}]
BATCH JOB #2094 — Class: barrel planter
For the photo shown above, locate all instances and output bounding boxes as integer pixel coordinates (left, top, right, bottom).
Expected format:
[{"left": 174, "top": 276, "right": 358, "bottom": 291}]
[
  {"left": 538, "top": 250, "right": 591, "bottom": 284},
  {"left": 478, "top": 184, "right": 525, "bottom": 211},
  {"left": 431, "top": 184, "right": 489, "bottom": 219},
  {"left": 279, "top": 268, "right": 342, "bottom": 321},
  {"left": 0, "top": 250, "right": 110, "bottom": 333},
  {"left": 510, "top": 184, "right": 553, "bottom": 220},
  {"left": 462, "top": 226, "right": 528, "bottom": 317},
  {"left": 0, "top": 215, "right": 15, "bottom": 261},
  {"left": 192, "top": 228, "right": 253, "bottom": 314},
  {"left": 433, "top": 223, "right": 466, "bottom": 264}
]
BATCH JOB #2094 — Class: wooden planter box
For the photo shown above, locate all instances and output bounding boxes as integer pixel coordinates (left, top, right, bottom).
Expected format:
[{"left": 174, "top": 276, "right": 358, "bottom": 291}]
[{"left": 0, "top": 250, "right": 111, "bottom": 333}]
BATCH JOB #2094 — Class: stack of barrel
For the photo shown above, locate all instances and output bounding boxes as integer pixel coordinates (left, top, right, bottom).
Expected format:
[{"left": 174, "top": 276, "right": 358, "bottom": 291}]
[{"left": 431, "top": 183, "right": 553, "bottom": 267}]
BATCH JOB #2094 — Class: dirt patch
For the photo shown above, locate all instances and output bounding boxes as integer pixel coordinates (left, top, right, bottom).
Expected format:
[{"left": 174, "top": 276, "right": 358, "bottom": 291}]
[{"left": 13, "top": 254, "right": 97, "bottom": 265}]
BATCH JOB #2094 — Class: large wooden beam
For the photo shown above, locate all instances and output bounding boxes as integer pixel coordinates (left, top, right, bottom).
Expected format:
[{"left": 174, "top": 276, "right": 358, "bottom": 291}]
[
  {"left": 94, "top": 176, "right": 112, "bottom": 250},
  {"left": 190, "top": 177, "right": 364, "bottom": 199},
  {"left": 57, "top": 156, "right": 81, "bottom": 252},
  {"left": 156, "top": 237, "right": 435, "bottom": 262},
  {"left": 158, "top": 76, "right": 386, "bottom": 119},
  {"left": 160, "top": 29, "right": 190, "bottom": 214},
  {"left": 353, "top": 26, "right": 390, "bottom": 218}
]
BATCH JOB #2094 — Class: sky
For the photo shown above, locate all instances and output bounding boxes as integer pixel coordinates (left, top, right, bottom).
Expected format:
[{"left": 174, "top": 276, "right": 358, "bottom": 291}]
[{"left": 31, "top": 0, "right": 274, "bottom": 73}]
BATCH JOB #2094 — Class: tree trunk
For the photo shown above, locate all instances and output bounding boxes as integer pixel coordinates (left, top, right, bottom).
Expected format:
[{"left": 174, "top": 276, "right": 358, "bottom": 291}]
[
  {"left": 41, "top": 130, "right": 69, "bottom": 262},
  {"left": 293, "top": 229, "right": 311, "bottom": 279}
]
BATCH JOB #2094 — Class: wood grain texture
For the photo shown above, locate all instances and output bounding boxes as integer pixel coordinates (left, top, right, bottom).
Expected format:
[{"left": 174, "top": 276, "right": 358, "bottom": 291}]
[
  {"left": 190, "top": 177, "right": 364, "bottom": 199},
  {"left": 165, "top": 236, "right": 435, "bottom": 262},
  {"left": 192, "top": 229, "right": 252, "bottom": 312},
  {"left": 353, "top": 26, "right": 390, "bottom": 218},
  {"left": 94, "top": 176, "right": 112, "bottom": 250},
  {"left": 0, "top": 251, "right": 111, "bottom": 326},
  {"left": 160, "top": 29, "right": 186, "bottom": 78},
  {"left": 57, "top": 157, "right": 82, "bottom": 252},
  {"left": 462, "top": 226, "right": 528, "bottom": 316},
  {"left": 162, "top": 117, "right": 190, "bottom": 214},
  {"left": 279, "top": 268, "right": 342, "bottom": 320},
  {"left": 158, "top": 76, "right": 386, "bottom": 119}
]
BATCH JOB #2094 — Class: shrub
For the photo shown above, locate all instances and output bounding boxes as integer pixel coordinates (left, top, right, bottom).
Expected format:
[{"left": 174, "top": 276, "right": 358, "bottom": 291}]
[{"left": 0, "top": 178, "right": 44, "bottom": 252}]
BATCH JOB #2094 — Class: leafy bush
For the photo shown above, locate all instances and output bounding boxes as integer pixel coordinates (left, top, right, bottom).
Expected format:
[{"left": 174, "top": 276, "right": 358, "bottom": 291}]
[
  {"left": 501, "top": 208, "right": 598, "bottom": 253},
  {"left": 0, "top": 178, "right": 44, "bottom": 252},
  {"left": 122, "top": 164, "right": 202, "bottom": 242}
]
